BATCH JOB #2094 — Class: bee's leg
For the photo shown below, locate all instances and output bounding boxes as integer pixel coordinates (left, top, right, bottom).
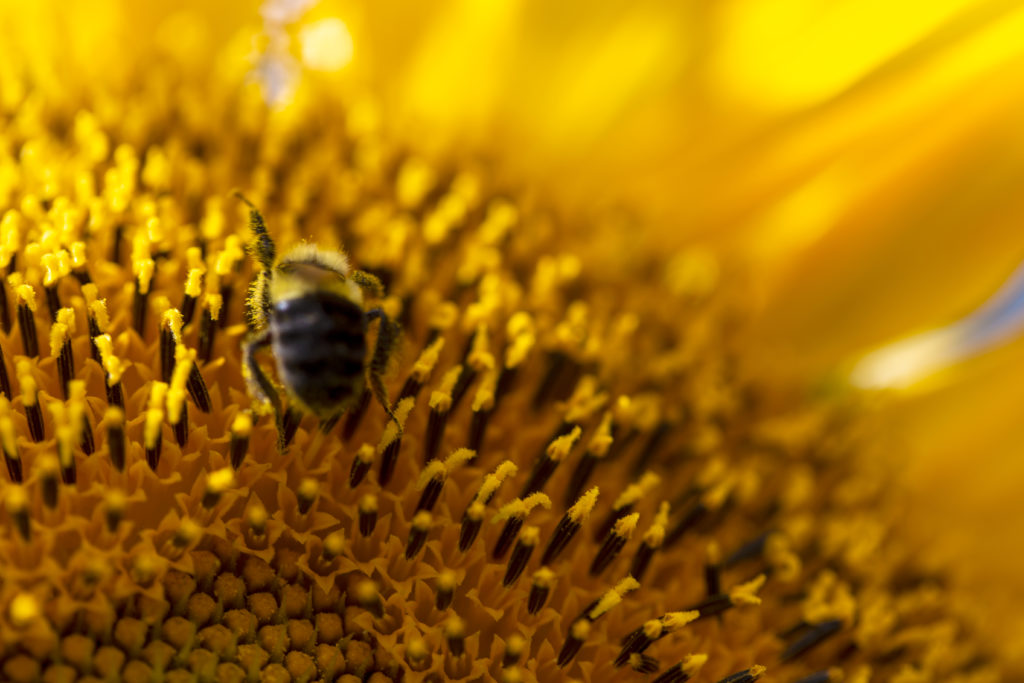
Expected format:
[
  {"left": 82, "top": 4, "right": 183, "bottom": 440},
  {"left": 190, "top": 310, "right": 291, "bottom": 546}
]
[
  {"left": 351, "top": 270, "right": 385, "bottom": 299},
  {"left": 235, "top": 192, "right": 277, "bottom": 332},
  {"left": 365, "top": 307, "right": 401, "bottom": 428},
  {"left": 244, "top": 272, "right": 273, "bottom": 331},
  {"left": 242, "top": 329, "right": 288, "bottom": 451}
]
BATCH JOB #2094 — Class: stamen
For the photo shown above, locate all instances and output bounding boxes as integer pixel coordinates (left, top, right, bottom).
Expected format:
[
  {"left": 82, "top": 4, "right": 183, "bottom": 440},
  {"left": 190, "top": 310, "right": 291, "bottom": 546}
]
[
  {"left": 229, "top": 411, "right": 252, "bottom": 468},
  {"left": 584, "top": 576, "right": 640, "bottom": 622},
  {"left": 17, "top": 360, "right": 44, "bottom": 442},
  {"left": 354, "top": 579, "right": 383, "bottom": 618},
  {"left": 358, "top": 494, "right": 378, "bottom": 537},
  {"left": 541, "top": 486, "right": 599, "bottom": 565},
  {"left": 197, "top": 292, "right": 222, "bottom": 363},
  {"left": 377, "top": 397, "right": 414, "bottom": 486},
  {"left": 664, "top": 500, "right": 709, "bottom": 547},
  {"left": 459, "top": 501, "right": 485, "bottom": 552},
  {"left": 41, "top": 251, "right": 69, "bottom": 320},
  {"left": 145, "top": 382, "right": 168, "bottom": 469},
  {"left": 468, "top": 368, "right": 498, "bottom": 453},
  {"left": 556, "top": 619, "right": 590, "bottom": 668},
  {"left": 502, "top": 633, "right": 526, "bottom": 668},
  {"left": 69, "top": 241, "right": 90, "bottom": 284},
  {"left": 350, "top": 444, "right": 375, "bottom": 487},
  {"left": 15, "top": 283, "right": 39, "bottom": 357},
  {"left": 341, "top": 389, "right": 371, "bottom": 440},
  {"left": 322, "top": 530, "right": 345, "bottom": 561},
  {"left": 49, "top": 403, "right": 76, "bottom": 483},
  {"left": 203, "top": 468, "right": 235, "bottom": 509},
  {"left": 532, "top": 350, "right": 574, "bottom": 410},
  {"left": 632, "top": 419, "right": 671, "bottom": 475},
  {"left": 565, "top": 411, "right": 613, "bottom": 504},
  {"left": 424, "top": 365, "right": 461, "bottom": 463},
  {"left": 247, "top": 501, "right": 268, "bottom": 536},
  {"left": 595, "top": 471, "right": 660, "bottom": 540},
  {"left": 715, "top": 666, "right": 767, "bottom": 683},
  {"left": 628, "top": 653, "right": 659, "bottom": 673},
  {"left": 469, "top": 460, "right": 518, "bottom": 507},
  {"left": 159, "top": 309, "right": 184, "bottom": 383},
  {"left": 451, "top": 323, "right": 494, "bottom": 411},
  {"left": 685, "top": 574, "right": 766, "bottom": 620},
  {"left": 93, "top": 334, "right": 126, "bottom": 410},
  {"left": 615, "top": 611, "right": 698, "bottom": 667},
  {"left": 415, "top": 448, "right": 474, "bottom": 512},
  {"left": 780, "top": 619, "right": 843, "bottom": 662},
  {"left": 105, "top": 407, "right": 126, "bottom": 471},
  {"left": 318, "top": 413, "right": 341, "bottom": 434},
  {"left": 132, "top": 255, "right": 155, "bottom": 335},
  {"left": 68, "top": 380, "right": 94, "bottom": 455},
  {"left": 724, "top": 532, "right": 771, "bottom": 568},
  {"left": 5, "top": 485, "right": 29, "bottom": 540},
  {"left": 181, "top": 268, "right": 203, "bottom": 325},
  {"left": 281, "top": 404, "right": 302, "bottom": 448},
  {"left": 527, "top": 567, "right": 555, "bottom": 614},
  {"left": 704, "top": 541, "right": 722, "bottom": 597},
  {"left": 492, "top": 493, "right": 551, "bottom": 560},
  {"left": 167, "top": 518, "right": 200, "bottom": 557},
  {"left": 132, "top": 552, "right": 159, "bottom": 587},
  {"left": 49, "top": 320, "right": 73, "bottom": 399},
  {"left": 503, "top": 525, "right": 539, "bottom": 586},
  {"left": 296, "top": 477, "right": 319, "bottom": 515},
  {"left": 399, "top": 336, "right": 444, "bottom": 401},
  {"left": 435, "top": 569, "right": 456, "bottom": 610},
  {"left": 0, "top": 398, "right": 22, "bottom": 482},
  {"left": 167, "top": 352, "right": 191, "bottom": 447},
  {"left": 0, "top": 339, "right": 10, "bottom": 398},
  {"left": 81, "top": 283, "right": 107, "bottom": 357},
  {"left": 405, "top": 510, "right": 431, "bottom": 559},
  {"left": 0, "top": 269, "right": 9, "bottom": 334},
  {"left": 631, "top": 501, "right": 671, "bottom": 581},
  {"left": 444, "top": 616, "right": 466, "bottom": 657},
  {"left": 215, "top": 240, "right": 243, "bottom": 328},
  {"left": 405, "top": 637, "right": 430, "bottom": 671},
  {"left": 651, "top": 654, "right": 708, "bottom": 683},
  {"left": 426, "top": 301, "right": 459, "bottom": 346},
  {"left": 520, "top": 425, "right": 581, "bottom": 497},
  {"left": 185, "top": 359, "right": 212, "bottom": 413},
  {"left": 108, "top": 222, "right": 123, "bottom": 264}
]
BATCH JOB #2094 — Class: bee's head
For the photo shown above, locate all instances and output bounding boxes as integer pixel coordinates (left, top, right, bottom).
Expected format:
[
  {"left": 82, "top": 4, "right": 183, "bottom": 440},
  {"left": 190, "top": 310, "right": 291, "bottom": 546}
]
[{"left": 269, "top": 243, "right": 363, "bottom": 306}]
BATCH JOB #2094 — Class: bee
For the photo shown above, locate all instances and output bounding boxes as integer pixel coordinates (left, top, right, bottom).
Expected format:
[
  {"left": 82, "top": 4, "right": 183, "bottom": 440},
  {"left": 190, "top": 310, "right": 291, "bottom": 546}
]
[{"left": 235, "top": 193, "right": 400, "bottom": 449}]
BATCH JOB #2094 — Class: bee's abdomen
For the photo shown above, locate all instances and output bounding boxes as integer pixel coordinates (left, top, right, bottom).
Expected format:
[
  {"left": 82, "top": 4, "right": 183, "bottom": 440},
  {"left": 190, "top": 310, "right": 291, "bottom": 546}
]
[{"left": 271, "top": 293, "right": 367, "bottom": 415}]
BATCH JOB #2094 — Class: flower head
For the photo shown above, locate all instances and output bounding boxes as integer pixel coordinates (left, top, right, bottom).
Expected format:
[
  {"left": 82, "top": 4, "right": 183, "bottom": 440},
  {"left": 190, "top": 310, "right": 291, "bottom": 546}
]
[{"left": 0, "top": 3, "right": 1014, "bottom": 683}]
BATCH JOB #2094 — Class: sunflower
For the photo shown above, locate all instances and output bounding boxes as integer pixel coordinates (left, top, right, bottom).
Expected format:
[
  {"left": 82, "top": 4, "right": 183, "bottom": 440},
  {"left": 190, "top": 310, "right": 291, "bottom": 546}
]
[{"left": 0, "top": 2, "right": 1020, "bottom": 682}]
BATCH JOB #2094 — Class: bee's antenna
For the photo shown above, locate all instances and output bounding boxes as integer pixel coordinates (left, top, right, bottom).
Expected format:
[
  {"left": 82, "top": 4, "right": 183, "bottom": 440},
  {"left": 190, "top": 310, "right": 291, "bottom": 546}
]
[
  {"left": 231, "top": 189, "right": 258, "bottom": 211},
  {"left": 232, "top": 190, "right": 276, "bottom": 271}
]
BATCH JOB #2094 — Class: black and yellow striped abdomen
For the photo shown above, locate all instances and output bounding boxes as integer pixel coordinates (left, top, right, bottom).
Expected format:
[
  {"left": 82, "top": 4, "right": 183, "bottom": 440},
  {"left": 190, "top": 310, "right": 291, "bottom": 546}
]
[{"left": 270, "top": 292, "right": 367, "bottom": 416}]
